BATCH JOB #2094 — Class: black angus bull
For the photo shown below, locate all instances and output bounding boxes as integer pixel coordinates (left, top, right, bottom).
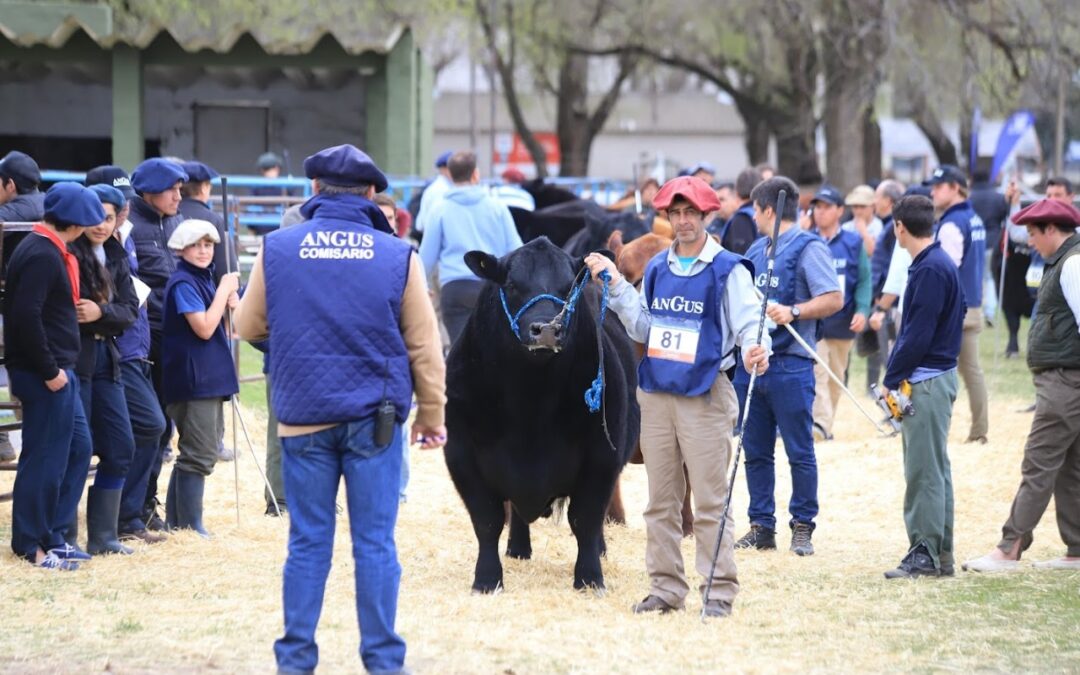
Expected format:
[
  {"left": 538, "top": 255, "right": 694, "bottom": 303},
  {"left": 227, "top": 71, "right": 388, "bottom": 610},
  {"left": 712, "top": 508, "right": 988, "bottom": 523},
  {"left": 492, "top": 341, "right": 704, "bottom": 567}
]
[
  {"left": 444, "top": 237, "right": 640, "bottom": 593},
  {"left": 512, "top": 199, "right": 651, "bottom": 256}
]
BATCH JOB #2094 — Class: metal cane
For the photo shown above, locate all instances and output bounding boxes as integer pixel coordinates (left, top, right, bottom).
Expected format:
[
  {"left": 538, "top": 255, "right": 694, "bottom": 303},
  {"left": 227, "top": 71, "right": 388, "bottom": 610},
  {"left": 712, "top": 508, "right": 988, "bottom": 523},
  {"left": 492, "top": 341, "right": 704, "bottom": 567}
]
[
  {"left": 701, "top": 190, "right": 787, "bottom": 621},
  {"left": 221, "top": 177, "right": 242, "bottom": 525}
]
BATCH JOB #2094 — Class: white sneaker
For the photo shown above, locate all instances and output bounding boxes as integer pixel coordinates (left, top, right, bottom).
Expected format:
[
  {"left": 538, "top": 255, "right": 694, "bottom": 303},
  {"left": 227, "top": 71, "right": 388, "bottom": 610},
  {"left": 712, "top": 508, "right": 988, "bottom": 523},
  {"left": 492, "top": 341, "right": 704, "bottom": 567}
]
[
  {"left": 961, "top": 555, "right": 1020, "bottom": 573},
  {"left": 1032, "top": 557, "right": 1080, "bottom": 570}
]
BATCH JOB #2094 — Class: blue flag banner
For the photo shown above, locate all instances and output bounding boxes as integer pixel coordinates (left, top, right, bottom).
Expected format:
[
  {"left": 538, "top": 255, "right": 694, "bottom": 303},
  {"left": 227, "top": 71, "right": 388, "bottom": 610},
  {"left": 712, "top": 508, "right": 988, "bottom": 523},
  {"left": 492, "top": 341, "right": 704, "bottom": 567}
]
[{"left": 990, "top": 110, "right": 1035, "bottom": 182}]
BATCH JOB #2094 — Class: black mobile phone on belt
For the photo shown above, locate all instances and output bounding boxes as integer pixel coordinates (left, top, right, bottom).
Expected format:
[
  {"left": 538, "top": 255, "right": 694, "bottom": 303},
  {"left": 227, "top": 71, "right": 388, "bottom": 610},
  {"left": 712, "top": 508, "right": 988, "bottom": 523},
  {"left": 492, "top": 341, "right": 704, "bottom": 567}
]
[{"left": 374, "top": 398, "right": 396, "bottom": 447}]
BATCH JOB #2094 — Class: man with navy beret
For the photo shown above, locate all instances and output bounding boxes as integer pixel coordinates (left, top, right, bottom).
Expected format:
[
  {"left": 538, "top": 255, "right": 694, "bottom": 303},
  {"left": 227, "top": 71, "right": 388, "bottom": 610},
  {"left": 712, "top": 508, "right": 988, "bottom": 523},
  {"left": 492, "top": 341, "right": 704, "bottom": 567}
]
[
  {"left": 415, "top": 150, "right": 454, "bottom": 234},
  {"left": 4, "top": 183, "right": 107, "bottom": 569},
  {"left": 178, "top": 160, "right": 235, "bottom": 285},
  {"left": 925, "top": 164, "right": 989, "bottom": 443},
  {"left": 127, "top": 157, "right": 189, "bottom": 529},
  {"left": 237, "top": 143, "right": 445, "bottom": 674}
]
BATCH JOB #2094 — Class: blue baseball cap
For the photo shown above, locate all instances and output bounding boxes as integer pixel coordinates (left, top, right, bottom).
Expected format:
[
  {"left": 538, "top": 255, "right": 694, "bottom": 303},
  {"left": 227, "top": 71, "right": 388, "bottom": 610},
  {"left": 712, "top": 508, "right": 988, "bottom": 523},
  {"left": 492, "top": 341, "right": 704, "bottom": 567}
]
[
  {"left": 923, "top": 165, "right": 968, "bottom": 188},
  {"left": 689, "top": 161, "right": 717, "bottom": 176},
  {"left": 181, "top": 161, "right": 220, "bottom": 183},
  {"left": 0, "top": 151, "right": 41, "bottom": 191},
  {"left": 811, "top": 184, "right": 844, "bottom": 206},
  {"left": 44, "top": 182, "right": 108, "bottom": 227},
  {"left": 904, "top": 184, "right": 931, "bottom": 198},
  {"left": 85, "top": 165, "right": 135, "bottom": 200},
  {"left": 87, "top": 183, "right": 126, "bottom": 211},
  {"left": 434, "top": 151, "right": 453, "bottom": 169},
  {"left": 303, "top": 144, "right": 388, "bottom": 192},
  {"left": 131, "top": 158, "right": 189, "bottom": 195}
]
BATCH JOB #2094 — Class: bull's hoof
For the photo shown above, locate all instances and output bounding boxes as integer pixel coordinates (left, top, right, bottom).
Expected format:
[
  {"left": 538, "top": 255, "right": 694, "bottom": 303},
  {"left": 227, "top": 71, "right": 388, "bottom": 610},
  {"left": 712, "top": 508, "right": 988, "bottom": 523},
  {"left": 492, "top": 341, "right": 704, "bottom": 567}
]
[
  {"left": 471, "top": 579, "right": 503, "bottom": 595},
  {"left": 604, "top": 513, "right": 626, "bottom": 526},
  {"left": 506, "top": 546, "right": 532, "bottom": 560},
  {"left": 573, "top": 577, "right": 605, "bottom": 592}
]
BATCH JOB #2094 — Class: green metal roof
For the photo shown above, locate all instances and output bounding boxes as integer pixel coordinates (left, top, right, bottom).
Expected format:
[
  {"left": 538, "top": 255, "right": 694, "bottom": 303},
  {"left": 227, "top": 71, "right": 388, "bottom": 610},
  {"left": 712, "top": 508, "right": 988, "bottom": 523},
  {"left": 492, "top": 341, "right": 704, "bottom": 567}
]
[{"left": 0, "top": 1, "right": 404, "bottom": 55}]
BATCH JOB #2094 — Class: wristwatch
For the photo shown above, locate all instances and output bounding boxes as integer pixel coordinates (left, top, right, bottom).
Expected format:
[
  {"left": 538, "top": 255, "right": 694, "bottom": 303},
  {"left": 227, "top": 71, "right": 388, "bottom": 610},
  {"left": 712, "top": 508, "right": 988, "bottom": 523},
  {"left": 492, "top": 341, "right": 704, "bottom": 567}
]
[{"left": 790, "top": 305, "right": 801, "bottom": 320}]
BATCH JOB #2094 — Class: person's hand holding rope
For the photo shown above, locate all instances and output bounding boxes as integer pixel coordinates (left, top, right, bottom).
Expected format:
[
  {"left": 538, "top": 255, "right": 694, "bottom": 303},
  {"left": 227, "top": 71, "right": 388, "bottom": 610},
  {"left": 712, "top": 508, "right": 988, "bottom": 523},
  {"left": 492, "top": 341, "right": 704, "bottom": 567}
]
[{"left": 584, "top": 253, "right": 622, "bottom": 289}]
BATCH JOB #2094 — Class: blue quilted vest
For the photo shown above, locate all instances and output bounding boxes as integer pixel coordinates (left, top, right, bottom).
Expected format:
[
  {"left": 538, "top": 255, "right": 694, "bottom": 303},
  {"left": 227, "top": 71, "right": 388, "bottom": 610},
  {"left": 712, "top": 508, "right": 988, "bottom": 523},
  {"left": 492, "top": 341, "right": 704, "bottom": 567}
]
[
  {"left": 638, "top": 251, "right": 751, "bottom": 396},
  {"left": 935, "top": 200, "right": 985, "bottom": 307},
  {"left": 116, "top": 231, "right": 151, "bottom": 362},
  {"left": 161, "top": 260, "right": 239, "bottom": 404},
  {"left": 263, "top": 193, "right": 413, "bottom": 426},
  {"left": 744, "top": 228, "right": 818, "bottom": 359},
  {"left": 818, "top": 228, "right": 863, "bottom": 340}
]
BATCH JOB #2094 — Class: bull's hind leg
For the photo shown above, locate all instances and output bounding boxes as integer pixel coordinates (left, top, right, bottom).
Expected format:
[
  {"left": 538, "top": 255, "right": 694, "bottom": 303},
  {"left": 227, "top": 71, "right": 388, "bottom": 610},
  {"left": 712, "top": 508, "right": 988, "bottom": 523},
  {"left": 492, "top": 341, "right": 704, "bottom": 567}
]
[
  {"left": 567, "top": 488, "right": 610, "bottom": 590},
  {"left": 506, "top": 507, "right": 532, "bottom": 560}
]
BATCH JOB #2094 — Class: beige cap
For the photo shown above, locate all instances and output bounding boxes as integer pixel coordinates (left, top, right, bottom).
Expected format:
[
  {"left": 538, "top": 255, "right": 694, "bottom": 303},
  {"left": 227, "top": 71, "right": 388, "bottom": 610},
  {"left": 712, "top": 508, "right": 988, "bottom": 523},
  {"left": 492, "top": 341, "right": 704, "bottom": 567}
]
[
  {"left": 845, "top": 185, "right": 875, "bottom": 207},
  {"left": 168, "top": 219, "right": 221, "bottom": 250}
]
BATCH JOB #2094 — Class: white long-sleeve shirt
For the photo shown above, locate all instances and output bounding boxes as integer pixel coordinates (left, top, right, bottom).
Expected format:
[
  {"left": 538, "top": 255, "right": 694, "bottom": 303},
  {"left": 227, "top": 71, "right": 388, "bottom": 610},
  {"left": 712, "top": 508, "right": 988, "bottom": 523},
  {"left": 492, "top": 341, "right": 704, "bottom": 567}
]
[
  {"left": 1062, "top": 254, "right": 1080, "bottom": 334},
  {"left": 606, "top": 236, "right": 771, "bottom": 371},
  {"left": 882, "top": 243, "right": 913, "bottom": 313}
]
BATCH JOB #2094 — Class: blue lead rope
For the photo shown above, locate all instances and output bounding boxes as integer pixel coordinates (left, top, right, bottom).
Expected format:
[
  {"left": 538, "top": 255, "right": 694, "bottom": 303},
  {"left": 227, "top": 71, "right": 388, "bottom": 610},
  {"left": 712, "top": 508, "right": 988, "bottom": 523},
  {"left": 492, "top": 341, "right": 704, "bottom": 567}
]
[{"left": 498, "top": 268, "right": 612, "bottom": 417}]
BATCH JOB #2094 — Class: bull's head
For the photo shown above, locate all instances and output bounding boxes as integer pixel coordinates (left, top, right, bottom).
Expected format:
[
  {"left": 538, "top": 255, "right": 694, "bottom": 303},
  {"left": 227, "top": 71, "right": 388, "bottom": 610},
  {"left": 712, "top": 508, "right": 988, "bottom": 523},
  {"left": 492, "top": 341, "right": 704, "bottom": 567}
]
[{"left": 465, "top": 238, "right": 614, "bottom": 354}]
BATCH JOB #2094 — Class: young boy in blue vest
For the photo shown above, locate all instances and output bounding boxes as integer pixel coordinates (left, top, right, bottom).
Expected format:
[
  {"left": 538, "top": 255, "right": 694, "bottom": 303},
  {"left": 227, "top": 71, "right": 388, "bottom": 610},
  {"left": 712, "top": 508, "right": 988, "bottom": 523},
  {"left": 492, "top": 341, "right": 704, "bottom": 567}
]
[
  {"left": 161, "top": 219, "right": 240, "bottom": 536},
  {"left": 586, "top": 175, "right": 770, "bottom": 618},
  {"left": 734, "top": 176, "right": 843, "bottom": 556},
  {"left": 925, "top": 165, "right": 988, "bottom": 443},
  {"left": 807, "top": 185, "right": 872, "bottom": 441},
  {"left": 882, "top": 195, "right": 965, "bottom": 579},
  {"left": 4, "top": 182, "right": 106, "bottom": 569}
]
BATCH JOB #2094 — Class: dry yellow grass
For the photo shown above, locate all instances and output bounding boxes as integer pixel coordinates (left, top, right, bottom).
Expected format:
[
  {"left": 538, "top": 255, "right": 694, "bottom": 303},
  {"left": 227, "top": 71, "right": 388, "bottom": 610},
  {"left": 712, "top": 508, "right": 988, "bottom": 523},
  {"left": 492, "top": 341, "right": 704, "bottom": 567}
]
[{"left": 0, "top": 385, "right": 1078, "bottom": 673}]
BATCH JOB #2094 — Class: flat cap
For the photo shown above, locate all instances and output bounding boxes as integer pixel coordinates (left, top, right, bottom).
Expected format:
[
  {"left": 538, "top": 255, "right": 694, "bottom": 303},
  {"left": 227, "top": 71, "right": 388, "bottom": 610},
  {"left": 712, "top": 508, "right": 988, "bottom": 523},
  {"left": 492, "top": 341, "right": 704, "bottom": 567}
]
[
  {"left": 923, "top": 165, "right": 968, "bottom": 188},
  {"left": 303, "top": 144, "right": 388, "bottom": 192},
  {"left": 0, "top": 151, "right": 42, "bottom": 191},
  {"left": 181, "top": 161, "right": 219, "bottom": 183},
  {"left": 845, "top": 184, "right": 875, "bottom": 206},
  {"left": 811, "top": 184, "right": 844, "bottom": 206},
  {"left": 85, "top": 165, "right": 135, "bottom": 200},
  {"left": 1011, "top": 198, "right": 1080, "bottom": 228},
  {"left": 168, "top": 219, "right": 221, "bottom": 250},
  {"left": 435, "top": 151, "right": 453, "bottom": 169},
  {"left": 88, "top": 183, "right": 126, "bottom": 211},
  {"left": 44, "top": 182, "right": 107, "bottom": 227},
  {"left": 653, "top": 176, "right": 722, "bottom": 214},
  {"left": 257, "top": 152, "right": 283, "bottom": 171},
  {"left": 131, "top": 158, "right": 189, "bottom": 195}
]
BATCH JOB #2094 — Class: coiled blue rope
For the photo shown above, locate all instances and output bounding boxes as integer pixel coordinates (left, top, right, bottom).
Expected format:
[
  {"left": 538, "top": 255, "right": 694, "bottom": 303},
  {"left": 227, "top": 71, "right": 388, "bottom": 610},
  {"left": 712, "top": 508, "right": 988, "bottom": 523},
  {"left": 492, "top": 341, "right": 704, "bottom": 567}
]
[{"left": 583, "top": 269, "right": 611, "bottom": 413}]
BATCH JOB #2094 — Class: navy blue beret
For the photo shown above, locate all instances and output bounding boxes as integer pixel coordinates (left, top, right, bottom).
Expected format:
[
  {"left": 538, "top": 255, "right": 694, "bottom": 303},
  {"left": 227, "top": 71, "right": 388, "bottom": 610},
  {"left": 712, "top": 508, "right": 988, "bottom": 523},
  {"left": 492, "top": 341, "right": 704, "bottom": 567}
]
[
  {"left": 131, "top": 158, "right": 189, "bottom": 195},
  {"left": 435, "top": 151, "right": 452, "bottom": 169},
  {"left": 303, "top": 144, "right": 388, "bottom": 192},
  {"left": 181, "top": 161, "right": 219, "bottom": 183},
  {"left": 85, "top": 165, "right": 135, "bottom": 200},
  {"left": 0, "top": 151, "right": 41, "bottom": 190},
  {"left": 88, "top": 183, "right": 126, "bottom": 211},
  {"left": 44, "top": 182, "right": 108, "bottom": 227}
]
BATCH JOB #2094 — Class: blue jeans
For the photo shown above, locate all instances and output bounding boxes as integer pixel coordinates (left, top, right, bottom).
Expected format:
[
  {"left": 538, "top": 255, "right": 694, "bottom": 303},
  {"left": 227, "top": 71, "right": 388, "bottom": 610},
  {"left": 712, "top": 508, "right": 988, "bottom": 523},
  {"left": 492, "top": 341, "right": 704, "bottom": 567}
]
[
  {"left": 118, "top": 360, "right": 167, "bottom": 532},
  {"left": 734, "top": 355, "right": 819, "bottom": 530},
  {"left": 275, "top": 418, "right": 406, "bottom": 674},
  {"left": 9, "top": 368, "right": 92, "bottom": 560},
  {"left": 79, "top": 341, "right": 136, "bottom": 481}
]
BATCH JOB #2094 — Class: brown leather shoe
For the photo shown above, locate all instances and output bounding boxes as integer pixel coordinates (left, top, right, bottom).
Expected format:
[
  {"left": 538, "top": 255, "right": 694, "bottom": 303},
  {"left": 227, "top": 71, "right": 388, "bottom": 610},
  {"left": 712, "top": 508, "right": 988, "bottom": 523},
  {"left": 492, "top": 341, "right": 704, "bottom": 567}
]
[
  {"left": 632, "top": 594, "right": 678, "bottom": 614},
  {"left": 702, "top": 599, "right": 732, "bottom": 618},
  {"left": 120, "top": 528, "right": 167, "bottom": 544}
]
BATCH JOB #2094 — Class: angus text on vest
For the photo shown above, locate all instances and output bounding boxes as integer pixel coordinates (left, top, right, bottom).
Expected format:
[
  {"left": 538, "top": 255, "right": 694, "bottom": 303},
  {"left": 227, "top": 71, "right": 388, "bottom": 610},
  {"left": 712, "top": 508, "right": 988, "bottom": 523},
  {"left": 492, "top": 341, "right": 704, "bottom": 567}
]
[
  {"left": 650, "top": 295, "right": 705, "bottom": 314},
  {"left": 299, "top": 230, "right": 377, "bottom": 260}
]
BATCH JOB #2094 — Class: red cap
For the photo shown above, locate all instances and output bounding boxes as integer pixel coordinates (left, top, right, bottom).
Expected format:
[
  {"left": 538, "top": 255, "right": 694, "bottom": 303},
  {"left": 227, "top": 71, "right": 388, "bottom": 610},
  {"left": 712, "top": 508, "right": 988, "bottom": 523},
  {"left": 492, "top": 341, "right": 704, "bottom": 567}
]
[
  {"left": 652, "top": 176, "right": 721, "bottom": 214},
  {"left": 501, "top": 168, "right": 527, "bottom": 184},
  {"left": 1012, "top": 198, "right": 1080, "bottom": 228}
]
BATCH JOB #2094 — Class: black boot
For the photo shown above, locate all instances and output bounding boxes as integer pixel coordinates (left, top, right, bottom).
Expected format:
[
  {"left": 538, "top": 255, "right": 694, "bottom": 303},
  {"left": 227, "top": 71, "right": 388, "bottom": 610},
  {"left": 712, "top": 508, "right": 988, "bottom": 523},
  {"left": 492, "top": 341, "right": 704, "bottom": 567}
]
[
  {"left": 174, "top": 470, "right": 210, "bottom": 538},
  {"left": 734, "top": 524, "right": 777, "bottom": 550},
  {"left": 165, "top": 469, "right": 179, "bottom": 530},
  {"left": 86, "top": 487, "right": 133, "bottom": 556}
]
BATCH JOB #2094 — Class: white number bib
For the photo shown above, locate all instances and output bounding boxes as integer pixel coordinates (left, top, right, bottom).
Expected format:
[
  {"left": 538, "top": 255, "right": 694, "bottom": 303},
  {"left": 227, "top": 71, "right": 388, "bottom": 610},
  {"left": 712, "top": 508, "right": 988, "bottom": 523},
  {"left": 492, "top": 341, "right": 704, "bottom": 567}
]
[
  {"left": 1026, "top": 262, "right": 1044, "bottom": 289},
  {"left": 647, "top": 317, "right": 701, "bottom": 364}
]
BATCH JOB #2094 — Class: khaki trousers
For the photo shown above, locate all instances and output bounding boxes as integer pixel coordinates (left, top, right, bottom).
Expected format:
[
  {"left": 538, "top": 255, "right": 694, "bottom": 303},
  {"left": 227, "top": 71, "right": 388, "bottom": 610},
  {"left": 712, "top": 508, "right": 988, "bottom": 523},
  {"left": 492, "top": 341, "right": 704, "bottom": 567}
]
[
  {"left": 638, "top": 375, "right": 739, "bottom": 608},
  {"left": 959, "top": 307, "right": 989, "bottom": 439},
  {"left": 812, "top": 338, "right": 853, "bottom": 436},
  {"left": 999, "top": 368, "right": 1080, "bottom": 557}
]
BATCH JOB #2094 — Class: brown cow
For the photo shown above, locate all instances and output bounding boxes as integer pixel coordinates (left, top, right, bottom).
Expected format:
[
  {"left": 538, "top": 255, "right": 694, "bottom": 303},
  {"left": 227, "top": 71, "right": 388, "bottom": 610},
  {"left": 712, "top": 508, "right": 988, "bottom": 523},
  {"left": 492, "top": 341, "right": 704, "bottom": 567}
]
[{"left": 603, "top": 231, "right": 695, "bottom": 538}]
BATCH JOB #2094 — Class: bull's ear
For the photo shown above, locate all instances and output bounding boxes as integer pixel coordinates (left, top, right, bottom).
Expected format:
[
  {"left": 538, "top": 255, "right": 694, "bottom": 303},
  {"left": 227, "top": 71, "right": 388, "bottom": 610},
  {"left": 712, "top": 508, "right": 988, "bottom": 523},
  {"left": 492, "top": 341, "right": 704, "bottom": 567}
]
[{"left": 465, "top": 251, "right": 507, "bottom": 284}]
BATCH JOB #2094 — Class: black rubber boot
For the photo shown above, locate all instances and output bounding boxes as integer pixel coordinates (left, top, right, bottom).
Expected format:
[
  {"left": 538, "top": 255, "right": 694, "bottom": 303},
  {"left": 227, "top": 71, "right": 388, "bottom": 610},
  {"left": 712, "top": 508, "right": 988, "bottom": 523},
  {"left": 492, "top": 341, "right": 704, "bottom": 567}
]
[
  {"left": 86, "top": 487, "right": 133, "bottom": 556},
  {"left": 174, "top": 470, "right": 210, "bottom": 538},
  {"left": 165, "top": 469, "right": 179, "bottom": 531}
]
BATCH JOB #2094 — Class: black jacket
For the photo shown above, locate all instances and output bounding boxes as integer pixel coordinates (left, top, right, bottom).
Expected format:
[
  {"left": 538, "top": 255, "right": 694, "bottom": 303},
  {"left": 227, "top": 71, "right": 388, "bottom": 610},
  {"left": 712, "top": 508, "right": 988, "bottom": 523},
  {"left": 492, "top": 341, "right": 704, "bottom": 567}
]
[
  {"left": 74, "top": 237, "right": 139, "bottom": 380},
  {"left": 127, "top": 196, "right": 185, "bottom": 332},
  {"left": 178, "top": 197, "right": 236, "bottom": 284},
  {"left": 3, "top": 233, "right": 80, "bottom": 380},
  {"left": 1, "top": 190, "right": 45, "bottom": 275},
  {"left": 968, "top": 183, "right": 1009, "bottom": 252}
]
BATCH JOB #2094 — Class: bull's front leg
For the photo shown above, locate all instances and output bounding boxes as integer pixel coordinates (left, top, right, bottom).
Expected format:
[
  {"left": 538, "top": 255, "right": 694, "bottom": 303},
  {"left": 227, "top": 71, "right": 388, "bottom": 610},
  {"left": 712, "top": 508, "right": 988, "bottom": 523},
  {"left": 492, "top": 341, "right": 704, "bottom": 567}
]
[
  {"left": 567, "top": 486, "right": 609, "bottom": 590},
  {"left": 447, "top": 451, "right": 506, "bottom": 593}
]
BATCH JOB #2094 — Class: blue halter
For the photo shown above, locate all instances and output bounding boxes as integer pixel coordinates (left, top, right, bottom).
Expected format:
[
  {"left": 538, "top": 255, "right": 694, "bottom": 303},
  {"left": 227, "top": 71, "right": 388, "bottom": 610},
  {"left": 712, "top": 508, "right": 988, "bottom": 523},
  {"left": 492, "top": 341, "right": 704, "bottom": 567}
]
[{"left": 498, "top": 269, "right": 612, "bottom": 416}]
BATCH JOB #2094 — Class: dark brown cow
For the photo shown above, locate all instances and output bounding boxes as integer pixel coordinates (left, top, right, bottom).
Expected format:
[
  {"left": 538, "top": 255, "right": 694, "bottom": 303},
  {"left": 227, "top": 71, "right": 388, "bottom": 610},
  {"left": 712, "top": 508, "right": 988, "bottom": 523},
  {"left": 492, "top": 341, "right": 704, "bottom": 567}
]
[{"left": 602, "top": 231, "right": 695, "bottom": 538}]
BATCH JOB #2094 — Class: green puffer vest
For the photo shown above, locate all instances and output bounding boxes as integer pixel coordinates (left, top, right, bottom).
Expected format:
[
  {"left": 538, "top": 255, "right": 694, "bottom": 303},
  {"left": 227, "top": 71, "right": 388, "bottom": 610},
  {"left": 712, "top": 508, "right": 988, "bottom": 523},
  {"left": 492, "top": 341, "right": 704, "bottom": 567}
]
[{"left": 1027, "top": 233, "right": 1080, "bottom": 372}]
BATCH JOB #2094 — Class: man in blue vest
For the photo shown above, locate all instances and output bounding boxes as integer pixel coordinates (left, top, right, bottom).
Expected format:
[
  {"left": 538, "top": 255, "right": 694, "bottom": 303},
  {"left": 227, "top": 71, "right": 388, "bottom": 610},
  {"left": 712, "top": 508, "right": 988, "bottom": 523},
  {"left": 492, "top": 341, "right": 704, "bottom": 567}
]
[
  {"left": 585, "top": 175, "right": 770, "bottom": 618},
  {"left": 707, "top": 166, "right": 762, "bottom": 255},
  {"left": 925, "top": 165, "right": 988, "bottom": 443},
  {"left": 734, "top": 176, "right": 843, "bottom": 556},
  {"left": 807, "top": 185, "right": 872, "bottom": 441},
  {"left": 236, "top": 144, "right": 446, "bottom": 675}
]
